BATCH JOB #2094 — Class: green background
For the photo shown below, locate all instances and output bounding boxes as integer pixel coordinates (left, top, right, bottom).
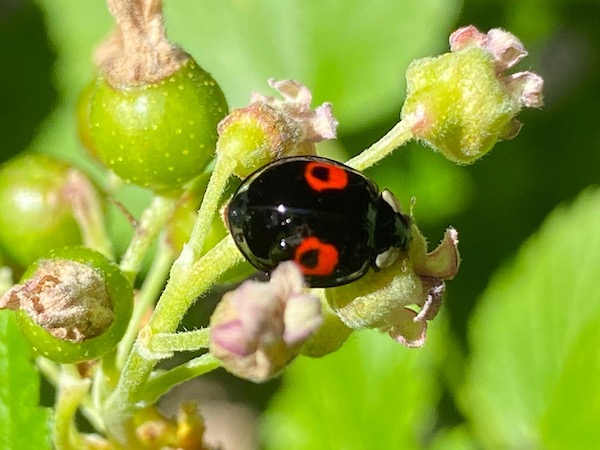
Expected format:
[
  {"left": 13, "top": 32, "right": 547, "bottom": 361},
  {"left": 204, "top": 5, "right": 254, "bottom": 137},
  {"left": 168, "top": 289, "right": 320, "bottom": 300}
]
[{"left": 1, "top": 0, "right": 599, "bottom": 448}]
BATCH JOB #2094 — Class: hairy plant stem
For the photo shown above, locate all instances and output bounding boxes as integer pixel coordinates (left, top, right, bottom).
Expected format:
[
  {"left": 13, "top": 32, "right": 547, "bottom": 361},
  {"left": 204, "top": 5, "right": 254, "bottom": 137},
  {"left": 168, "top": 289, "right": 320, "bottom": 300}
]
[
  {"left": 186, "top": 154, "right": 236, "bottom": 257},
  {"left": 119, "top": 194, "right": 178, "bottom": 283},
  {"left": 140, "top": 353, "right": 220, "bottom": 405},
  {"left": 346, "top": 119, "right": 414, "bottom": 171},
  {"left": 117, "top": 238, "right": 175, "bottom": 367},
  {"left": 103, "top": 235, "right": 242, "bottom": 443},
  {"left": 53, "top": 369, "right": 91, "bottom": 450},
  {"left": 147, "top": 328, "right": 210, "bottom": 353}
]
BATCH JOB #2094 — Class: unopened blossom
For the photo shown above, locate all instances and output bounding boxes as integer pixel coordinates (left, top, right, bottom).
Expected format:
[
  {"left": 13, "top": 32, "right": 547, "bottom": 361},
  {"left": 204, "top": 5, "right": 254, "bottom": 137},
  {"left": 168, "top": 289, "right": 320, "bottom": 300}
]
[
  {"left": 136, "top": 403, "right": 210, "bottom": 450},
  {"left": 401, "top": 25, "right": 544, "bottom": 164},
  {"left": 300, "top": 293, "right": 354, "bottom": 358},
  {"left": 217, "top": 79, "right": 338, "bottom": 177},
  {"left": 209, "top": 262, "right": 322, "bottom": 382},
  {"left": 325, "top": 226, "right": 459, "bottom": 348}
]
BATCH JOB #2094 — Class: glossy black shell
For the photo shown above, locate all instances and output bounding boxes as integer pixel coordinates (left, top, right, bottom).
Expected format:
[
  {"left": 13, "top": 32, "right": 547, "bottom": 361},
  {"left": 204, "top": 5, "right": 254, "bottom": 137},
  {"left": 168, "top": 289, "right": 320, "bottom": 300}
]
[{"left": 226, "top": 156, "right": 411, "bottom": 287}]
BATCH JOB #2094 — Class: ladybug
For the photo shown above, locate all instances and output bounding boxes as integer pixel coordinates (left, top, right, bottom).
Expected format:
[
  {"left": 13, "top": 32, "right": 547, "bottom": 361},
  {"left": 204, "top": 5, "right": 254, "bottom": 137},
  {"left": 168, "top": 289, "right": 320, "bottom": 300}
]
[{"left": 226, "top": 156, "right": 412, "bottom": 288}]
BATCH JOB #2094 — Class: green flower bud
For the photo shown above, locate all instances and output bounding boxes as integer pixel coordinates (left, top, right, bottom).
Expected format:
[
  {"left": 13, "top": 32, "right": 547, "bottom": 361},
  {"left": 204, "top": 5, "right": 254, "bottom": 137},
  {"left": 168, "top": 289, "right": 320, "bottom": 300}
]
[
  {"left": 325, "top": 225, "right": 459, "bottom": 348},
  {"left": 299, "top": 292, "right": 354, "bottom": 358},
  {"left": 217, "top": 79, "right": 338, "bottom": 178},
  {"left": 401, "top": 26, "right": 543, "bottom": 164}
]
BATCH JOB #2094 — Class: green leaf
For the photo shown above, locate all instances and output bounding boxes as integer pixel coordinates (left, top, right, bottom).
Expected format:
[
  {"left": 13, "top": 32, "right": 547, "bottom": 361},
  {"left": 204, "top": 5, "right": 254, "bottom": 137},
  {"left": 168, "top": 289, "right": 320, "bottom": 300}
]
[
  {"left": 428, "top": 425, "right": 479, "bottom": 450},
  {"left": 462, "top": 188, "right": 600, "bottom": 449},
  {"left": 261, "top": 322, "right": 450, "bottom": 450},
  {"left": 166, "top": 0, "right": 461, "bottom": 131},
  {"left": 539, "top": 315, "right": 600, "bottom": 448},
  {"left": 0, "top": 311, "right": 51, "bottom": 450}
]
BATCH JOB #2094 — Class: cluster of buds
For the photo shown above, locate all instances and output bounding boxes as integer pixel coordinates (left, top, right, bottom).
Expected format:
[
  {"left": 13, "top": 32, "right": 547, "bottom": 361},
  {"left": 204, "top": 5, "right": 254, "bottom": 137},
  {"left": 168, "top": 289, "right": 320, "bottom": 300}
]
[{"left": 208, "top": 25, "right": 542, "bottom": 381}]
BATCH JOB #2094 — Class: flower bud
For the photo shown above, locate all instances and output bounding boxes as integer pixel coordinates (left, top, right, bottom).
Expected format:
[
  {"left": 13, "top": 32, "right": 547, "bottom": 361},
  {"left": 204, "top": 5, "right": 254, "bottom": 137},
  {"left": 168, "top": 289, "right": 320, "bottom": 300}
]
[
  {"left": 209, "top": 262, "right": 322, "bottom": 382},
  {"left": 299, "top": 293, "right": 354, "bottom": 358},
  {"left": 401, "top": 25, "right": 543, "bottom": 164},
  {"left": 325, "top": 225, "right": 459, "bottom": 348},
  {"left": 135, "top": 404, "right": 207, "bottom": 450},
  {"left": 217, "top": 79, "right": 338, "bottom": 178}
]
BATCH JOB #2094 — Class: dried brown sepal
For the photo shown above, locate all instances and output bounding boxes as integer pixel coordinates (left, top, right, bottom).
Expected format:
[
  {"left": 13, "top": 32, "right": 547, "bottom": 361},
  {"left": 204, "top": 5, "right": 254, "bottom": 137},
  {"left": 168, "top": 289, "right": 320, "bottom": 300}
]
[
  {"left": 98, "top": 0, "right": 190, "bottom": 86},
  {"left": 0, "top": 259, "right": 114, "bottom": 342}
]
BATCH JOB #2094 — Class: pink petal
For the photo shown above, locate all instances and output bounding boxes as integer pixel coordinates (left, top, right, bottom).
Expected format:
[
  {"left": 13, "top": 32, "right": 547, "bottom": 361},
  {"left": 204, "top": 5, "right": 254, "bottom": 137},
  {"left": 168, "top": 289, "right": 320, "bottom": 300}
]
[
  {"left": 449, "top": 25, "right": 486, "bottom": 51},
  {"left": 506, "top": 71, "right": 544, "bottom": 108},
  {"left": 387, "top": 308, "right": 428, "bottom": 348},
  {"left": 211, "top": 320, "right": 253, "bottom": 356}
]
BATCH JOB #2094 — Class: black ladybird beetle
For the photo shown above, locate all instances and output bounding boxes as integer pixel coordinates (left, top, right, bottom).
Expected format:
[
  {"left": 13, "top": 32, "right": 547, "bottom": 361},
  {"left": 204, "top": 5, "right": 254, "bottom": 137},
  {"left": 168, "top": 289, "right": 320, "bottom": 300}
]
[{"left": 226, "top": 156, "right": 412, "bottom": 288}]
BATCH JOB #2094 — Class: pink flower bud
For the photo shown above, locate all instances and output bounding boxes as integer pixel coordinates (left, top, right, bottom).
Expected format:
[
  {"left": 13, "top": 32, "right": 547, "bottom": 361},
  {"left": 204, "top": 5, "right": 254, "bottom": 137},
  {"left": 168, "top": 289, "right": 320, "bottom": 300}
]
[
  {"left": 209, "top": 262, "right": 322, "bottom": 382},
  {"left": 217, "top": 79, "right": 338, "bottom": 177}
]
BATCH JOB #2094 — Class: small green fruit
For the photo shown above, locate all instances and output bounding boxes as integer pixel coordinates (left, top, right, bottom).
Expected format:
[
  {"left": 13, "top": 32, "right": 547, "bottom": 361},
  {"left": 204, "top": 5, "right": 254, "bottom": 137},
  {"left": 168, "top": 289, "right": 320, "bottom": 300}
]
[
  {"left": 89, "top": 59, "right": 228, "bottom": 192},
  {"left": 0, "top": 154, "right": 83, "bottom": 267},
  {"left": 76, "top": 79, "right": 99, "bottom": 160},
  {"left": 12, "top": 247, "right": 133, "bottom": 363}
]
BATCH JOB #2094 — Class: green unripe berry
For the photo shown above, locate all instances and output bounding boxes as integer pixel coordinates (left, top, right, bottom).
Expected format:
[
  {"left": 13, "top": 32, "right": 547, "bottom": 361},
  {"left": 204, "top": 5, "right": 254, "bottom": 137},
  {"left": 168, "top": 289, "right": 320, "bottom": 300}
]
[
  {"left": 89, "top": 59, "right": 228, "bottom": 192},
  {"left": 6, "top": 246, "right": 133, "bottom": 363},
  {"left": 76, "top": 79, "right": 99, "bottom": 160},
  {"left": 0, "top": 154, "right": 83, "bottom": 267}
]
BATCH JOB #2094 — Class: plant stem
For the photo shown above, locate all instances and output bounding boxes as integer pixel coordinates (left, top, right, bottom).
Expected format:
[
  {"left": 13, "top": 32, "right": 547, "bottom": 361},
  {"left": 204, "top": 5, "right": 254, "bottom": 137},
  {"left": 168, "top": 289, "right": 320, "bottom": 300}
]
[
  {"left": 117, "top": 239, "right": 175, "bottom": 368},
  {"left": 103, "top": 235, "right": 242, "bottom": 443},
  {"left": 139, "top": 353, "right": 220, "bottom": 405},
  {"left": 150, "top": 235, "right": 242, "bottom": 333},
  {"left": 148, "top": 328, "right": 210, "bottom": 353},
  {"left": 53, "top": 371, "right": 91, "bottom": 450},
  {"left": 186, "top": 155, "right": 236, "bottom": 258},
  {"left": 68, "top": 169, "right": 114, "bottom": 259},
  {"left": 346, "top": 119, "right": 414, "bottom": 171},
  {"left": 38, "top": 358, "right": 106, "bottom": 434},
  {"left": 119, "top": 194, "right": 178, "bottom": 282}
]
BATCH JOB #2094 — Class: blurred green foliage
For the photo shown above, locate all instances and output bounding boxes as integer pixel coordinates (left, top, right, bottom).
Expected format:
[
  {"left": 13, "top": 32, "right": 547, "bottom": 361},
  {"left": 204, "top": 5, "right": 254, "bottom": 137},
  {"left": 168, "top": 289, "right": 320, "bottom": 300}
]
[
  {"left": 1, "top": 0, "right": 599, "bottom": 448},
  {"left": 463, "top": 188, "right": 600, "bottom": 449},
  {"left": 0, "top": 311, "right": 51, "bottom": 449}
]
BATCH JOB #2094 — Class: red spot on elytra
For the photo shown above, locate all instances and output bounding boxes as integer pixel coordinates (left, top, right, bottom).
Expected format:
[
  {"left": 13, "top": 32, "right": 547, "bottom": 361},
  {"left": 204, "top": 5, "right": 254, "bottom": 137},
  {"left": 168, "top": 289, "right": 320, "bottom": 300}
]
[
  {"left": 304, "top": 162, "right": 348, "bottom": 191},
  {"left": 294, "top": 236, "right": 338, "bottom": 276}
]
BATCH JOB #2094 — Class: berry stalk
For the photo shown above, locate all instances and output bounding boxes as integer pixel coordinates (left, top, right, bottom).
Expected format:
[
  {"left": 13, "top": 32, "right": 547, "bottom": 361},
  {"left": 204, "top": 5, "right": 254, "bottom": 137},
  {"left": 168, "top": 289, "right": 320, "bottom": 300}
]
[
  {"left": 119, "top": 194, "right": 178, "bottom": 282},
  {"left": 346, "top": 119, "right": 414, "bottom": 171}
]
